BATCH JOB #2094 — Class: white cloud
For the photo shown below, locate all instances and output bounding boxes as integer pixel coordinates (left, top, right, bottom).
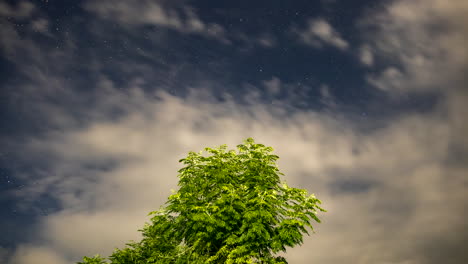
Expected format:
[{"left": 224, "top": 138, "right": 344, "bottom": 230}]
[
  {"left": 84, "top": 0, "right": 228, "bottom": 42},
  {"left": 366, "top": 67, "right": 404, "bottom": 92},
  {"left": 8, "top": 82, "right": 467, "bottom": 264},
  {"left": 360, "top": 0, "right": 468, "bottom": 94},
  {"left": 359, "top": 45, "right": 374, "bottom": 66},
  {"left": 9, "top": 246, "right": 68, "bottom": 264},
  {"left": 293, "top": 18, "right": 349, "bottom": 50}
]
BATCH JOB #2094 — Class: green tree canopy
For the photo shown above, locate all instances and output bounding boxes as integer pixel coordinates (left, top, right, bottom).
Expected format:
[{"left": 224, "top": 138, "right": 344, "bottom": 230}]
[{"left": 78, "top": 138, "right": 325, "bottom": 264}]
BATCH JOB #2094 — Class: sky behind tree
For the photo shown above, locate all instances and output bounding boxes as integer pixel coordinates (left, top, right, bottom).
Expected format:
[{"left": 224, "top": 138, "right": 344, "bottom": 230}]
[{"left": 1, "top": 0, "right": 467, "bottom": 263}]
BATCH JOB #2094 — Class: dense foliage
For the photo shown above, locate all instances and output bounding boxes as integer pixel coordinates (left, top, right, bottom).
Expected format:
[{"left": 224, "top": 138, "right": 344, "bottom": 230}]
[{"left": 78, "top": 138, "right": 325, "bottom": 263}]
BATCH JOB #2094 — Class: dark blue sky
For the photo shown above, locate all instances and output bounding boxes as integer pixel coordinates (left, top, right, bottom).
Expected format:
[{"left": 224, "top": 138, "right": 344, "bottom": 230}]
[{"left": 1, "top": 0, "right": 467, "bottom": 263}]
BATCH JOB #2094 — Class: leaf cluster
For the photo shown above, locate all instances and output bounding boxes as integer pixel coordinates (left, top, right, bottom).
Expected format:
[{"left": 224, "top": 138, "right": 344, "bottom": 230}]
[{"left": 78, "top": 138, "right": 325, "bottom": 263}]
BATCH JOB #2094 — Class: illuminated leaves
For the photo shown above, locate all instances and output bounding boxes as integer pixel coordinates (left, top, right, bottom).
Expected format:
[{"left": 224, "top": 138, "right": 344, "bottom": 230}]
[{"left": 78, "top": 138, "right": 325, "bottom": 263}]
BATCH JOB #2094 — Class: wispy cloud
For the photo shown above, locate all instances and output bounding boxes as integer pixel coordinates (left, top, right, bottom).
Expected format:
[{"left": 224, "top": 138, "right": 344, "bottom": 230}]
[
  {"left": 84, "top": 0, "right": 228, "bottom": 42},
  {"left": 0, "top": 1, "right": 34, "bottom": 19},
  {"left": 293, "top": 18, "right": 349, "bottom": 50},
  {"left": 360, "top": 0, "right": 468, "bottom": 94},
  {"left": 359, "top": 45, "right": 374, "bottom": 66},
  {"left": 5, "top": 79, "right": 467, "bottom": 264},
  {"left": 262, "top": 76, "right": 281, "bottom": 96}
]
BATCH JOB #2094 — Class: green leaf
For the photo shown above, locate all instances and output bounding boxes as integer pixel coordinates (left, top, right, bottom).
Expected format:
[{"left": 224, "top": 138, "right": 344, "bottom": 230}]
[{"left": 77, "top": 138, "right": 325, "bottom": 263}]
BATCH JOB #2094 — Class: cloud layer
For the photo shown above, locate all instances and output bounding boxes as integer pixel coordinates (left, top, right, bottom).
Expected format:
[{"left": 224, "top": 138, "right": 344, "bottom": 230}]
[
  {"left": 8, "top": 86, "right": 467, "bottom": 264},
  {"left": 84, "top": 0, "right": 227, "bottom": 41},
  {"left": 1, "top": 0, "right": 467, "bottom": 264}
]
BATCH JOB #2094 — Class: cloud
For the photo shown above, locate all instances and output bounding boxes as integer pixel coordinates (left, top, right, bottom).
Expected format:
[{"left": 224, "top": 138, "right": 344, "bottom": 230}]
[
  {"left": 360, "top": 0, "right": 468, "bottom": 94},
  {"left": 0, "top": 1, "right": 35, "bottom": 19},
  {"left": 319, "top": 84, "right": 337, "bottom": 109},
  {"left": 1, "top": 0, "right": 467, "bottom": 263},
  {"left": 0, "top": 247, "right": 11, "bottom": 263},
  {"left": 256, "top": 33, "right": 277, "bottom": 48},
  {"left": 262, "top": 76, "right": 281, "bottom": 96},
  {"left": 347, "top": 1, "right": 468, "bottom": 262},
  {"left": 7, "top": 81, "right": 467, "bottom": 264},
  {"left": 359, "top": 45, "right": 374, "bottom": 66},
  {"left": 8, "top": 245, "right": 68, "bottom": 264},
  {"left": 30, "top": 18, "right": 49, "bottom": 33},
  {"left": 83, "top": 0, "right": 227, "bottom": 42},
  {"left": 83, "top": 0, "right": 278, "bottom": 49},
  {"left": 293, "top": 18, "right": 349, "bottom": 50}
]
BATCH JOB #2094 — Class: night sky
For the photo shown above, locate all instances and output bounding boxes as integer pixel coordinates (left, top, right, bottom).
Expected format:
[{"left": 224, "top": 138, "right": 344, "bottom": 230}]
[{"left": 1, "top": 0, "right": 467, "bottom": 263}]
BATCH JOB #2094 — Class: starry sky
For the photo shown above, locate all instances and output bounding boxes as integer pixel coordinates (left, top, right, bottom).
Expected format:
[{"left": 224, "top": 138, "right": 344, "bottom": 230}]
[{"left": 1, "top": 0, "right": 467, "bottom": 263}]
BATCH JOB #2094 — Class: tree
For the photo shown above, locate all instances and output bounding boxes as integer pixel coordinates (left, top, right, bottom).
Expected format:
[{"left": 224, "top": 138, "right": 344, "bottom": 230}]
[{"left": 78, "top": 138, "right": 325, "bottom": 264}]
